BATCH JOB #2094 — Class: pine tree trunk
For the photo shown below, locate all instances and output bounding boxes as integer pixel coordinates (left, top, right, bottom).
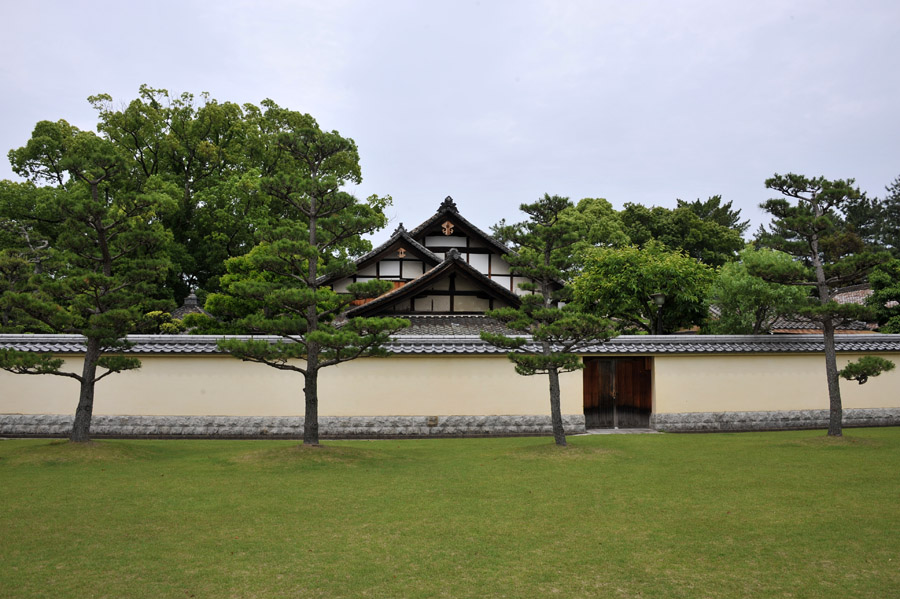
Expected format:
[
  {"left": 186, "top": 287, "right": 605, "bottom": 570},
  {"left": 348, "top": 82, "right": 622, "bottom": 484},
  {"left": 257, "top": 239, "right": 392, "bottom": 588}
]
[
  {"left": 808, "top": 216, "right": 843, "bottom": 437},
  {"left": 303, "top": 352, "right": 320, "bottom": 446},
  {"left": 547, "top": 365, "right": 567, "bottom": 447},
  {"left": 823, "top": 320, "right": 843, "bottom": 437},
  {"left": 303, "top": 206, "right": 321, "bottom": 446},
  {"left": 70, "top": 338, "right": 100, "bottom": 443}
]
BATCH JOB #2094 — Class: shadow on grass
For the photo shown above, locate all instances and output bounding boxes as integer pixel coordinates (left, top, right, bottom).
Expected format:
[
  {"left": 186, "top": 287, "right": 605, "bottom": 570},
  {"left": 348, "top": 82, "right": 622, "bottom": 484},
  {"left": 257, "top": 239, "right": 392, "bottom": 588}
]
[
  {"left": 230, "top": 443, "right": 382, "bottom": 466},
  {"left": 785, "top": 434, "right": 883, "bottom": 449},
  {"left": 509, "top": 439, "right": 620, "bottom": 461},
  {"left": 0, "top": 439, "right": 157, "bottom": 465}
]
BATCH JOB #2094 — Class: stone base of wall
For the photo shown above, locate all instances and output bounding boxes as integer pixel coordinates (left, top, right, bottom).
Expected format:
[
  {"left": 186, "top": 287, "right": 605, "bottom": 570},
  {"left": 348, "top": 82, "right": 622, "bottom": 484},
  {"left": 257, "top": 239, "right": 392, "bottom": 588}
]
[
  {"left": 651, "top": 408, "right": 900, "bottom": 432},
  {"left": 0, "top": 414, "right": 587, "bottom": 439}
]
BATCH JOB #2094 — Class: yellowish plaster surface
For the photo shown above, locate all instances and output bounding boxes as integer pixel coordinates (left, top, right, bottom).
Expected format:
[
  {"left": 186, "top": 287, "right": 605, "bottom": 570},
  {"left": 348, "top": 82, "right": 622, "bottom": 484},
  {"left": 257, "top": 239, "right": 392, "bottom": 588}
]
[
  {"left": 0, "top": 354, "right": 582, "bottom": 417},
  {"left": 3, "top": 351, "right": 898, "bottom": 418},
  {"left": 652, "top": 353, "right": 900, "bottom": 413}
]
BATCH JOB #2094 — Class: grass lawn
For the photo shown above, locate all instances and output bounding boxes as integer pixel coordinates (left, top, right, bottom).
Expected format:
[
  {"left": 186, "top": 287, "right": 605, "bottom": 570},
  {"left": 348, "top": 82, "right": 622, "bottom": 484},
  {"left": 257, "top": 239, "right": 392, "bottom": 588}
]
[{"left": 1, "top": 429, "right": 898, "bottom": 599}]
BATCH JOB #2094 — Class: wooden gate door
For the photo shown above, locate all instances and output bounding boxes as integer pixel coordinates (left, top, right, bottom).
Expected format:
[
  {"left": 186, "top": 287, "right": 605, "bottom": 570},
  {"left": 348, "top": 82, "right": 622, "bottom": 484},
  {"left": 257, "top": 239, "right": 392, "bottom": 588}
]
[{"left": 583, "top": 357, "right": 652, "bottom": 428}]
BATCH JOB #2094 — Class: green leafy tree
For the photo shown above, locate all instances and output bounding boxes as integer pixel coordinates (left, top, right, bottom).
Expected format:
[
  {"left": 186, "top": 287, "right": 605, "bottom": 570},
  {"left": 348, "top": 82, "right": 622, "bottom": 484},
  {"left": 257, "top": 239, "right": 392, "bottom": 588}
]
[
  {"left": 136, "top": 311, "right": 187, "bottom": 334},
  {"left": 838, "top": 176, "right": 900, "bottom": 259},
  {"left": 0, "top": 182, "right": 59, "bottom": 332},
  {"left": 843, "top": 193, "right": 884, "bottom": 250},
  {"left": 867, "top": 258, "right": 900, "bottom": 333},
  {"left": 619, "top": 199, "right": 745, "bottom": 267},
  {"left": 573, "top": 241, "right": 715, "bottom": 334},
  {"left": 0, "top": 120, "right": 176, "bottom": 442},
  {"left": 880, "top": 175, "right": 900, "bottom": 258},
  {"left": 678, "top": 195, "right": 750, "bottom": 234},
  {"left": 481, "top": 194, "right": 616, "bottom": 446},
  {"left": 211, "top": 109, "right": 408, "bottom": 446},
  {"left": 705, "top": 248, "right": 809, "bottom": 335},
  {"left": 89, "top": 87, "right": 282, "bottom": 301},
  {"left": 754, "top": 173, "right": 893, "bottom": 437},
  {"left": 570, "top": 197, "right": 630, "bottom": 248}
]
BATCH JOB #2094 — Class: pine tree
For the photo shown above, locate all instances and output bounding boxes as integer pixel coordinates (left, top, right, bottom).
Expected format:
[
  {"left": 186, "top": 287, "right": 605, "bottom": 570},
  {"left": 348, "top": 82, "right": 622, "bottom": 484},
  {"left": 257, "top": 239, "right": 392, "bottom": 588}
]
[
  {"left": 754, "top": 173, "right": 892, "bottom": 436},
  {"left": 482, "top": 194, "right": 616, "bottom": 446}
]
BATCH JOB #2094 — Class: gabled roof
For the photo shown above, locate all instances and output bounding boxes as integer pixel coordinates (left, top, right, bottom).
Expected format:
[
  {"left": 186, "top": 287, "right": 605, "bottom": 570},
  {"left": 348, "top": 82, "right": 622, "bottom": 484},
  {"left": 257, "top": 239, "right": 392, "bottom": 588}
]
[
  {"left": 318, "top": 224, "right": 440, "bottom": 286},
  {"left": 408, "top": 196, "right": 513, "bottom": 256},
  {"left": 345, "top": 248, "right": 522, "bottom": 317},
  {"left": 356, "top": 223, "right": 441, "bottom": 268}
]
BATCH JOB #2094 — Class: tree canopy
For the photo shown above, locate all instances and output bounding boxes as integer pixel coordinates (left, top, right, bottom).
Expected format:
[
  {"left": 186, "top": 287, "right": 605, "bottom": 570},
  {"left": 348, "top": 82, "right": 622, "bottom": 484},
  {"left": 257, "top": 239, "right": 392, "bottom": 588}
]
[
  {"left": 705, "top": 248, "right": 809, "bottom": 335},
  {"left": 619, "top": 197, "right": 746, "bottom": 267},
  {"left": 87, "top": 87, "right": 289, "bottom": 302},
  {"left": 867, "top": 258, "right": 900, "bottom": 333},
  {"left": 838, "top": 174, "right": 900, "bottom": 259},
  {"left": 573, "top": 241, "right": 715, "bottom": 335}
]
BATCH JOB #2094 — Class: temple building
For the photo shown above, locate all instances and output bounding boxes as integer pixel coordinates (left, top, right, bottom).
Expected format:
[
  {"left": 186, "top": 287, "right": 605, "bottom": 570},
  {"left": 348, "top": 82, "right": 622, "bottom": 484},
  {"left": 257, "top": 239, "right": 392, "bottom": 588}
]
[{"left": 326, "top": 196, "right": 532, "bottom": 317}]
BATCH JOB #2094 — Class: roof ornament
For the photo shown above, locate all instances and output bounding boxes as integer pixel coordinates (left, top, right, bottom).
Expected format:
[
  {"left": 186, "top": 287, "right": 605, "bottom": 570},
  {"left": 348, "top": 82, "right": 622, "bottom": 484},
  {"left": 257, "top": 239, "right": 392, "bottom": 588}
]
[
  {"left": 392, "top": 222, "right": 406, "bottom": 235},
  {"left": 447, "top": 248, "right": 461, "bottom": 260},
  {"left": 440, "top": 196, "right": 458, "bottom": 212},
  {"left": 184, "top": 291, "right": 199, "bottom": 307}
]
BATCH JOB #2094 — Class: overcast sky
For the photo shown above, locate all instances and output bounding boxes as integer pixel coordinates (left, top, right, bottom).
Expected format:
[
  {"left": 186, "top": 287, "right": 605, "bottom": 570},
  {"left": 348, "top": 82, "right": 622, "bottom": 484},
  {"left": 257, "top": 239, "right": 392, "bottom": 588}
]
[{"left": 2, "top": 0, "right": 898, "bottom": 243}]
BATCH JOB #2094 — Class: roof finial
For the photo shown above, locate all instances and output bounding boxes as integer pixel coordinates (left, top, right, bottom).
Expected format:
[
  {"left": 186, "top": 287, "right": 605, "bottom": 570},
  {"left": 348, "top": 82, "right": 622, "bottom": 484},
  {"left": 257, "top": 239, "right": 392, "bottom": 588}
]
[
  {"left": 392, "top": 222, "right": 406, "bottom": 235},
  {"left": 440, "top": 196, "right": 458, "bottom": 212},
  {"left": 447, "top": 248, "right": 461, "bottom": 260}
]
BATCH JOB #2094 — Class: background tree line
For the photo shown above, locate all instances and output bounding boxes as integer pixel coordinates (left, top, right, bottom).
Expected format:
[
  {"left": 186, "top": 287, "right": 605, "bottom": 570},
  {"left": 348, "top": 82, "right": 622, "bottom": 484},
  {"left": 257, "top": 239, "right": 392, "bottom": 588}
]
[{"left": 0, "top": 87, "right": 898, "bottom": 442}]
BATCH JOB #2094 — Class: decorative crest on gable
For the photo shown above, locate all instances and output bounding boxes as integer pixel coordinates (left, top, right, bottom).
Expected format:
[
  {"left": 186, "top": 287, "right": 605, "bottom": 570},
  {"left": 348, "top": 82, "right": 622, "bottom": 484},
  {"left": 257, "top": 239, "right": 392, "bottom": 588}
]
[{"left": 441, "top": 221, "right": 455, "bottom": 235}]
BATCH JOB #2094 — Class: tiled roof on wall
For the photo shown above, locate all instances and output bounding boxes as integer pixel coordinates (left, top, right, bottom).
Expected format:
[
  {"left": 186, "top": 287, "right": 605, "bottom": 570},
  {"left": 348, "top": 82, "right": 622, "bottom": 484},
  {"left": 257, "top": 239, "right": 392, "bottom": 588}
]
[
  {"left": 3, "top": 328, "right": 899, "bottom": 356},
  {"left": 577, "top": 335, "right": 900, "bottom": 354}
]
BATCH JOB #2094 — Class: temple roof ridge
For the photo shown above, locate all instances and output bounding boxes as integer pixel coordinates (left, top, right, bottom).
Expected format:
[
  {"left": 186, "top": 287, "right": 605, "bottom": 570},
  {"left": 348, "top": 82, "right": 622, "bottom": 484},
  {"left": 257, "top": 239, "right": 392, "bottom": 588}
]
[
  {"left": 408, "top": 196, "right": 511, "bottom": 256},
  {"left": 440, "top": 196, "right": 458, "bottom": 212}
]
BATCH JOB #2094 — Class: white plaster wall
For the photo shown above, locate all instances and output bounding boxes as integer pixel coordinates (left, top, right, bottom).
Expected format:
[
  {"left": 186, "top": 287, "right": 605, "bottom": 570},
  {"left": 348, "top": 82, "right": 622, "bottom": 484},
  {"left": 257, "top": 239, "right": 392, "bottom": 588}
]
[
  {"left": 4, "top": 351, "right": 897, "bottom": 419},
  {"left": 652, "top": 353, "right": 900, "bottom": 414},
  {"left": 0, "top": 354, "right": 582, "bottom": 417}
]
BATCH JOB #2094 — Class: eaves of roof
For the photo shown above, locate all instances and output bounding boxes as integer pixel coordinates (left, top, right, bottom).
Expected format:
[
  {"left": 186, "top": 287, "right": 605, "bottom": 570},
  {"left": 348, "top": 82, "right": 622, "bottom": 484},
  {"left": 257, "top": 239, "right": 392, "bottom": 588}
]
[
  {"left": 316, "top": 225, "right": 441, "bottom": 286},
  {"left": 357, "top": 225, "right": 440, "bottom": 268},
  {"left": 3, "top": 333, "right": 899, "bottom": 356}
]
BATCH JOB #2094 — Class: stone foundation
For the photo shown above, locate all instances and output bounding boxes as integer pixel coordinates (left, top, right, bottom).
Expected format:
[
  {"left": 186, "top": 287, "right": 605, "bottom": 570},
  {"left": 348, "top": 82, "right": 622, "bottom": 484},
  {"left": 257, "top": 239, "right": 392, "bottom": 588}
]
[
  {"left": 0, "top": 414, "right": 587, "bottom": 439},
  {"left": 651, "top": 408, "right": 900, "bottom": 432}
]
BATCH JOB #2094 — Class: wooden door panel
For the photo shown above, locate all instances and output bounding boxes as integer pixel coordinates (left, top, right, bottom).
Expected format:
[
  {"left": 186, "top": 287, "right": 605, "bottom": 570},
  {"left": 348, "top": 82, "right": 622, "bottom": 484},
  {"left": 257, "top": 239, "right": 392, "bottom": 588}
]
[{"left": 584, "top": 356, "right": 652, "bottom": 429}]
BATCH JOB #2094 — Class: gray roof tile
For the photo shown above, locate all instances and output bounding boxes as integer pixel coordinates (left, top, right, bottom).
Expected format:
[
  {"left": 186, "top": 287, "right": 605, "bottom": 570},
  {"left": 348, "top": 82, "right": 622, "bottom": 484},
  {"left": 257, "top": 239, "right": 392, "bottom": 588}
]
[{"left": 3, "top": 326, "right": 900, "bottom": 356}]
